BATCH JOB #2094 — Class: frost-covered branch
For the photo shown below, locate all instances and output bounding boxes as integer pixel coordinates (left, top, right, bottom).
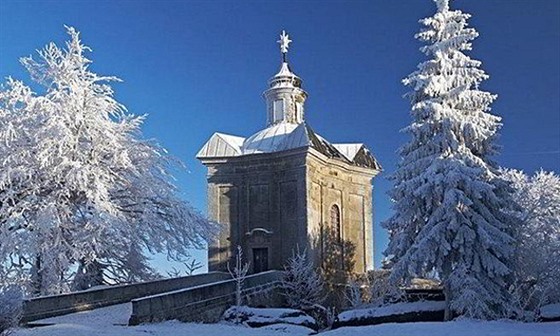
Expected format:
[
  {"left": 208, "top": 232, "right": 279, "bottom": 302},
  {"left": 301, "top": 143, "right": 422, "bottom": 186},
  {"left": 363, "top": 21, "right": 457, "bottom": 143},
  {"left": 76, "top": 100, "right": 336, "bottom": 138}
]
[
  {"left": 0, "top": 27, "right": 216, "bottom": 295},
  {"left": 503, "top": 169, "right": 560, "bottom": 319}
]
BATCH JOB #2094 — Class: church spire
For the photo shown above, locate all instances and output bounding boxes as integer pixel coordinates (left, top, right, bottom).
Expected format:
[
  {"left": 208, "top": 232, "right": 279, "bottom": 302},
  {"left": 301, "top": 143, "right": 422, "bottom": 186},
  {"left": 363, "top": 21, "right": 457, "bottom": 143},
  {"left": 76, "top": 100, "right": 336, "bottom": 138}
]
[{"left": 264, "top": 30, "right": 308, "bottom": 126}]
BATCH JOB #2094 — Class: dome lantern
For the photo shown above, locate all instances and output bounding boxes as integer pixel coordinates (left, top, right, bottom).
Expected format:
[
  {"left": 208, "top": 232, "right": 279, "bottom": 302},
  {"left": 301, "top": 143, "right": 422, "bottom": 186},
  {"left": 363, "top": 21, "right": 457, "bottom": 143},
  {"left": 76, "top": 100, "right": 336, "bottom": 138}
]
[{"left": 263, "top": 30, "right": 308, "bottom": 126}]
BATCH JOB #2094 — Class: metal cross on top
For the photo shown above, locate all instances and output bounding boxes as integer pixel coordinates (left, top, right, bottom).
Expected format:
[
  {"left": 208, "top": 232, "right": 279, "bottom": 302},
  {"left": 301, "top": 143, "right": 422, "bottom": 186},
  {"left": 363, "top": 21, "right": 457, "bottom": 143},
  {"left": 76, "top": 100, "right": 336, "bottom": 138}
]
[{"left": 277, "top": 30, "right": 292, "bottom": 62}]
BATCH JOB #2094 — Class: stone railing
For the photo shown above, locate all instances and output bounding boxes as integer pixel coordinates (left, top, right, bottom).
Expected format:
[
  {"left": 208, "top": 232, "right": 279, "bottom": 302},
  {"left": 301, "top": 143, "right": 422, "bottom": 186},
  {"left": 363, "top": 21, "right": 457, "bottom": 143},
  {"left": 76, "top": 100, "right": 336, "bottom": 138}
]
[
  {"left": 128, "top": 270, "right": 283, "bottom": 325},
  {"left": 22, "top": 272, "right": 230, "bottom": 323}
]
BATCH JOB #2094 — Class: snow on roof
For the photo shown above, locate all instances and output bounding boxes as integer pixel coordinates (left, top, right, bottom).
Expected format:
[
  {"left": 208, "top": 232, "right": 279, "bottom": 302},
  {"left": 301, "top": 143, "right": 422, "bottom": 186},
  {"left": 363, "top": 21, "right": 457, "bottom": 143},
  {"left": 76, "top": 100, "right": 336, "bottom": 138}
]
[
  {"left": 242, "top": 123, "right": 309, "bottom": 154},
  {"left": 333, "top": 143, "right": 364, "bottom": 161},
  {"left": 267, "top": 62, "right": 303, "bottom": 90},
  {"left": 196, "top": 132, "right": 245, "bottom": 158},
  {"left": 218, "top": 133, "right": 245, "bottom": 148},
  {"left": 276, "top": 62, "right": 295, "bottom": 77},
  {"left": 197, "top": 123, "right": 311, "bottom": 158},
  {"left": 197, "top": 122, "right": 381, "bottom": 171}
]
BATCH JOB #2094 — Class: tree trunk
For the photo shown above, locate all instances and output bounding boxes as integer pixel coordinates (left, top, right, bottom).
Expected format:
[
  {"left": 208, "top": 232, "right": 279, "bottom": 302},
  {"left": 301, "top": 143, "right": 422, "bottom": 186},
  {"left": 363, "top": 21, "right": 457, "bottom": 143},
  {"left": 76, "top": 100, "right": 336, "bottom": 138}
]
[
  {"left": 72, "top": 259, "right": 104, "bottom": 290},
  {"left": 30, "top": 255, "right": 42, "bottom": 296},
  {"left": 443, "top": 283, "right": 452, "bottom": 321}
]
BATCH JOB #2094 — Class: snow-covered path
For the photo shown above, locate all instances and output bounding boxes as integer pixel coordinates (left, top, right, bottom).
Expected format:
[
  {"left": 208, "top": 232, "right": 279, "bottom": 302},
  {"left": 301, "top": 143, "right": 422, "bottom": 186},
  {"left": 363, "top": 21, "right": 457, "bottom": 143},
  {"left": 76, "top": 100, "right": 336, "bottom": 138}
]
[
  {"left": 27, "top": 302, "right": 132, "bottom": 327},
  {"left": 13, "top": 303, "right": 560, "bottom": 336},
  {"left": 14, "top": 303, "right": 312, "bottom": 336}
]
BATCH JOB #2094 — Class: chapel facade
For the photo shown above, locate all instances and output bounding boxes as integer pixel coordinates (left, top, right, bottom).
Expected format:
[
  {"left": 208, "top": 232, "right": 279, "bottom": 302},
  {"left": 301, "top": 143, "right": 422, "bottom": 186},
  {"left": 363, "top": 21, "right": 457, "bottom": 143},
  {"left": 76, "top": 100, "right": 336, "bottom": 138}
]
[{"left": 197, "top": 31, "right": 381, "bottom": 278}]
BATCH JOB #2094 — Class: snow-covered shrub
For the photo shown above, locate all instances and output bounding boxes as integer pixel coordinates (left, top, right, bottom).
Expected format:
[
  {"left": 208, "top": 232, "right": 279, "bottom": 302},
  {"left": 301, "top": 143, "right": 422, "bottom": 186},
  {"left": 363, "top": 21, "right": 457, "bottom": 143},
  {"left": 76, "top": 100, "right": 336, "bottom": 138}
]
[
  {"left": 281, "top": 248, "right": 325, "bottom": 309},
  {"left": 345, "top": 279, "right": 364, "bottom": 309},
  {"left": 343, "top": 271, "right": 404, "bottom": 309},
  {"left": 281, "top": 248, "right": 334, "bottom": 330},
  {"left": 324, "top": 306, "right": 337, "bottom": 329},
  {"left": 503, "top": 169, "right": 560, "bottom": 319},
  {"left": 0, "top": 286, "right": 23, "bottom": 336},
  {"left": 367, "top": 271, "right": 404, "bottom": 308},
  {"left": 382, "top": 0, "right": 517, "bottom": 320},
  {"left": 222, "top": 306, "right": 318, "bottom": 330}
]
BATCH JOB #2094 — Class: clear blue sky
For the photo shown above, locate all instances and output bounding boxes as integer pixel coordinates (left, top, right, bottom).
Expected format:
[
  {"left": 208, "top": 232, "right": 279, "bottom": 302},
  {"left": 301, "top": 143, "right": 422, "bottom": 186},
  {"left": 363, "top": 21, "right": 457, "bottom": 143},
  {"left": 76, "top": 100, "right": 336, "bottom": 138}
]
[{"left": 1, "top": 0, "right": 559, "bottom": 273}]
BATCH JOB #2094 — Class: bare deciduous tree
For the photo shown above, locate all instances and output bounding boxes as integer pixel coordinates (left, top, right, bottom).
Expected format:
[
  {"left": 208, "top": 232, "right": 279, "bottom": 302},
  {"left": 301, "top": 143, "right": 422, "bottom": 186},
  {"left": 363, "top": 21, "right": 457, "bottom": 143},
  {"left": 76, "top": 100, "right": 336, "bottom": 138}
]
[{"left": 228, "top": 245, "right": 249, "bottom": 307}]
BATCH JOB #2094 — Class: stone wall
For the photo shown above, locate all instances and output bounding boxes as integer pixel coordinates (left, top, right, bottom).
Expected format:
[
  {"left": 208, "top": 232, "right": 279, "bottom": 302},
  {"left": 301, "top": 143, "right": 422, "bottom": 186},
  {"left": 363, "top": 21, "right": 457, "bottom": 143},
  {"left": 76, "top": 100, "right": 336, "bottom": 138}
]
[
  {"left": 22, "top": 272, "right": 230, "bottom": 323},
  {"left": 128, "top": 270, "right": 283, "bottom": 325},
  {"left": 306, "top": 148, "right": 375, "bottom": 276},
  {"left": 203, "top": 146, "right": 376, "bottom": 280},
  {"left": 205, "top": 149, "right": 308, "bottom": 273}
]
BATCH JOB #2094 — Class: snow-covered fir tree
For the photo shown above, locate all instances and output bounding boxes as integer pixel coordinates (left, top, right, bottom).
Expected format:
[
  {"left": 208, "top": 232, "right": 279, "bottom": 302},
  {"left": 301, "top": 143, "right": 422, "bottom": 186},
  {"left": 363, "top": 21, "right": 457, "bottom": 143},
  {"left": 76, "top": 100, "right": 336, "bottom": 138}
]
[
  {"left": 0, "top": 27, "right": 215, "bottom": 295},
  {"left": 382, "top": 0, "right": 517, "bottom": 319},
  {"left": 503, "top": 169, "right": 560, "bottom": 315}
]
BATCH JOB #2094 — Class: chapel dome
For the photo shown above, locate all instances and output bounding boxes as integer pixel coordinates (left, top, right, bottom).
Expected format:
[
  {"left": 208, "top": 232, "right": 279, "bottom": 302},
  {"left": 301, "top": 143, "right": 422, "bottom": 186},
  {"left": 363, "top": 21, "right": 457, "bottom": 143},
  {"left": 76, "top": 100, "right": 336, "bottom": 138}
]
[{"left": 242, "top": 122, "right": 307, "bottom": 154}]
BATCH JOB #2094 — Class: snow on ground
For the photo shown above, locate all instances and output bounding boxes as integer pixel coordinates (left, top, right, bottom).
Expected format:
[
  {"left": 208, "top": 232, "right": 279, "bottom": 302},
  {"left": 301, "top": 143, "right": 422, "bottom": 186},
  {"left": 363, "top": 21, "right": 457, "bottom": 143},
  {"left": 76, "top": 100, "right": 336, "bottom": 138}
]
[
  {"left": 15, "top": 320, "right": 314, "bottom": 336},
  {"left": 223, "top": 306, "right": 316, "bottom": 328},
  {"left": 324, "top": 320, "right": 560, "bottom": 336},
  {"left": 338, "top": 301, "right": 445, "bottom": 322},
  {"left": 542, "top": 303, "right": 560, "bottom": 320},
  {"left": 14, "top": 303, "right": 313, "bottom": 336},
  {"left": 12, "top": 303, "right": 560, "bottom": 336},
  {"left": 260, "top": 323, "right": 316, "bottom": 335},
  {"left": 27, "top": 302, "right": 132, "bottom": 326}
]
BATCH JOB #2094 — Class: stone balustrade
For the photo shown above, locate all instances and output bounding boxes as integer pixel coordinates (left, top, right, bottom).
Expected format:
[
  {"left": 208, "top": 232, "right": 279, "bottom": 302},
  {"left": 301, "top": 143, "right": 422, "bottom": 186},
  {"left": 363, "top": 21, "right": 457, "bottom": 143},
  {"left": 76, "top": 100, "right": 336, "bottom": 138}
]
[
  {"left": 22, "top": 272, "right": 230, "bottom": 323},
  {"left": 128, "top": 270, "right": 283, "bottom": 325}
]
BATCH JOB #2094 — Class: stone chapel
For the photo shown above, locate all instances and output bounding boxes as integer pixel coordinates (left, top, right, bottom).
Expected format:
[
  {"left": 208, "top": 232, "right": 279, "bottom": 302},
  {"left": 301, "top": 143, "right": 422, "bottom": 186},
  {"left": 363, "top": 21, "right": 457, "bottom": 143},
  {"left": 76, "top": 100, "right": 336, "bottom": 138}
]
[{"left": 197, "top": 31, "right": 381, "bottom": 277}]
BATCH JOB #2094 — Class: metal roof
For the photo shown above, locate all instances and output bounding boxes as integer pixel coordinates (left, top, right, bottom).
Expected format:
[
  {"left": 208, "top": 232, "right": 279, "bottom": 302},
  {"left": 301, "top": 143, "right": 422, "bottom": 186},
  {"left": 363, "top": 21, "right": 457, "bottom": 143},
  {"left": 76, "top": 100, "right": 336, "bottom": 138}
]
[{"left": 197, "top": 122, "right": 381, "bottom": 171}]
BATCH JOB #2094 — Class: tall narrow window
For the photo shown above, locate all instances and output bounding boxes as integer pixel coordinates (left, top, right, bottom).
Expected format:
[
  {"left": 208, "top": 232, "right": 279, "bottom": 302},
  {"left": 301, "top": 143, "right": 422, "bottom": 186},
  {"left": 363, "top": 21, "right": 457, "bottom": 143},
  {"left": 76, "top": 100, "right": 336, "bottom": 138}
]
[
  {"left": 273, "top": 100, "right": 284, "bottom": 122},
  {"left": 330, "top": 204, "right": 343, "bottom": 271},
  {"left": 330, "top": 204, "right": 341, "bottom": 243},
  {"left": 295, "top": 102, "right": 303, "bottom": 123}
]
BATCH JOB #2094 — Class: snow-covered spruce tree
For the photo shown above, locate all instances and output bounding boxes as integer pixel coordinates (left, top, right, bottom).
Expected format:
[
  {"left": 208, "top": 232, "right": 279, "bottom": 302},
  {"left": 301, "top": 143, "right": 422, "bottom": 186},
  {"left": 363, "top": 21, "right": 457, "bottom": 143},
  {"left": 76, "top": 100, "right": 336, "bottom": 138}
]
[
  {"left": 382, "top": 0, "right": 517, "bottom": 319},
  {"left": 281, "top": 248, "right": 325, "bottom": 309},
  {"left": 0, "top": 27, "right": 215, "bottom": 295},
  {"left": 503, "top": 169, "right": 560, "bottom": 315}
]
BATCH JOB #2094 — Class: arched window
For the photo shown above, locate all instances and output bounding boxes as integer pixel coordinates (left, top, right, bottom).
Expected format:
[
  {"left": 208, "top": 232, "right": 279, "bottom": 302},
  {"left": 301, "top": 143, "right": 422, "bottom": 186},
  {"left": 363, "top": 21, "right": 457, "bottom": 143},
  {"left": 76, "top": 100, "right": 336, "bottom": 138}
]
[
  {"left": 329, "top": 204, "right": 344, "bottom": 271},
  {"left": 330, "top": 204, "right": 341, "bottom": 243}
]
